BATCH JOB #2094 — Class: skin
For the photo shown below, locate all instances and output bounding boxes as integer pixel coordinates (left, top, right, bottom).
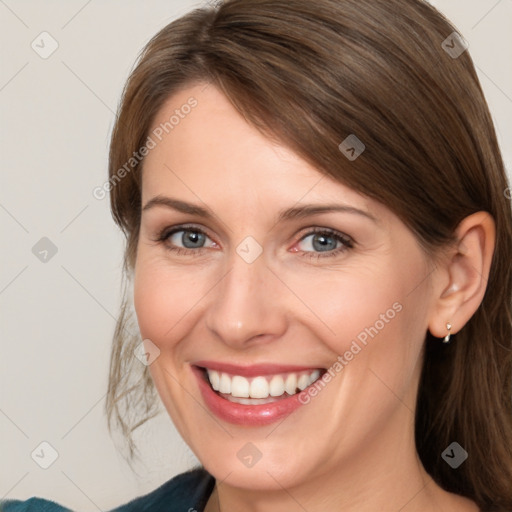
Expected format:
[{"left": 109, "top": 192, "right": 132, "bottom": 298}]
[{"left": 133, "top": 82, "right": 494, "bottom": 511}]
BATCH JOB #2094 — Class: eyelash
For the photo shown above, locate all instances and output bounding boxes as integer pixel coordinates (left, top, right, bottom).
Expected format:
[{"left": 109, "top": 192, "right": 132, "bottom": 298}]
[{"left": 154, "top": 224, "right": 354, "bottom": 260}]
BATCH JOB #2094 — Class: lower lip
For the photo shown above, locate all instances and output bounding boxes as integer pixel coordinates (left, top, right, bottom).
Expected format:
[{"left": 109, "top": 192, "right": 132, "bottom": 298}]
[{"left": 192, "top": 366, "right": 309, "bottom": 426}]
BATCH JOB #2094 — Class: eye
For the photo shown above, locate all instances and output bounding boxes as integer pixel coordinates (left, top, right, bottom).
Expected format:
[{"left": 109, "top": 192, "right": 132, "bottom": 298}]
[
  {"left": 156, "top": 224, "right": 217, "bottom": 256},
  {"left": 294, "top": 228, "right": 354, "bottom": 259},
  {"left": 154, "top": 224, "right": 354, "bottom": 260}
]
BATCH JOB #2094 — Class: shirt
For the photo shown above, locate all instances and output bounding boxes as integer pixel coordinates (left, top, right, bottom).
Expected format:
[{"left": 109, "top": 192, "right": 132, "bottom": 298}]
[{"left": 0, "top": 467, "right": 215, "bottom": 512}]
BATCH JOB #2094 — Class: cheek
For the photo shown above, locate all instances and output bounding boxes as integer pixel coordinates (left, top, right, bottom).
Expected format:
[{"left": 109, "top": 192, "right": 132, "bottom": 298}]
[
  {"left": 133, "top": 256, "right": 194, "bottom": 343},
  {"left": 322, "top": 262, "right": 430, "bottom": 412},
  {"left": 286, "top": 265, "right": 407, "bottom": 355},
  {"left": 133, "top": 269, "right": 167, "bottom": 341},
  {"left": 288, "top": 255, "right": 429, "bottom": 403},
  {"left": 133, "top": 240, "right": 429, "bottom": 363},
  {"left": 133, "top": 253, "right": 218, "bottom": 361}
]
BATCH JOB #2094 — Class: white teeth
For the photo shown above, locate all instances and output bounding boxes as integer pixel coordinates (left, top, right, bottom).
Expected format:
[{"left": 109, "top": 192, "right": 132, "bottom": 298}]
[
  {"left": 284, "top": 373, "right": 297, "bottom": 395},
  {"left": 269, "top": 375, "right": 285, "bottom": 397},
  {"left": 209, "top": 370, "right": 220, "bottom": 391},
  {"left": 219, "top": 373, "right": 231, "bottom": 394},
  {"left": 250, "top": 376, "right": 269, "bottom": 399},
  {"left": 225, "top": 395, "right": 281, "bottom": 405},
  {"left": 205, "top": 369, "right": 322, "bottom": 400},
  {"left": 297, "top": 374, "right": 310, "bottom": 391},
  {"left": 231, "top": 376, "right": 250, "bottom": 398}
]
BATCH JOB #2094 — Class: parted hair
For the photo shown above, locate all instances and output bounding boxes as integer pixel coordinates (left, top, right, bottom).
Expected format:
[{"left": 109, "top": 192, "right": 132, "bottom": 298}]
[{"left": 105, "top": 1, "right": 512, "bottom": 509}]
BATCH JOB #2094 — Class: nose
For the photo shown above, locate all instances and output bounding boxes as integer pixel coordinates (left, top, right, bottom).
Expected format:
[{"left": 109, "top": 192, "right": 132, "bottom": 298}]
[{"left": 204, "top": 248, "right": 288, "bottom": 350}]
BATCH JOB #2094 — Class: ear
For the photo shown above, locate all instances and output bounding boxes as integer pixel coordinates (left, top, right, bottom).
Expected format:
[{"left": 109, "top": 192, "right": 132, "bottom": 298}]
[{"left": 428, "top": 211, "right": 496, "bottom": 339}]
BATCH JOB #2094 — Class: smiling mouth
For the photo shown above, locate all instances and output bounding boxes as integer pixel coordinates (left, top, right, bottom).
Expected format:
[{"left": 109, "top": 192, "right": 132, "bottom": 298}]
[{"left": 196, "top": 367, "right": 326, "bottom": 405}]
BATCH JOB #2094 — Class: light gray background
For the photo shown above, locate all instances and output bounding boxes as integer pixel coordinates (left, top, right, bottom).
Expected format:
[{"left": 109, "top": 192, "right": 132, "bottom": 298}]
[{"left": 1, "top": 1, "right": 511, "bottom": 510}]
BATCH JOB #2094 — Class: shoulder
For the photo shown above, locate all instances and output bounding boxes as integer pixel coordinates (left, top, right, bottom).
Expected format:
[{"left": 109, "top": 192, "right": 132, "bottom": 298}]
[
  {"left": 111, "top": 467, "right": 215, "bottom": 511},
  {"left": 0, "top": 497, "right": 72, "bottom": 511},
  {"left": 0, "top": 468, "right": 215, "bottom": 512}
]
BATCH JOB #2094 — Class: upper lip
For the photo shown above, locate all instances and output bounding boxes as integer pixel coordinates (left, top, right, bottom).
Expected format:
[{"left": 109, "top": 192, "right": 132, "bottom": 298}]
[{"left": 193, "top": 360, "right": 325, "bottom": 377}]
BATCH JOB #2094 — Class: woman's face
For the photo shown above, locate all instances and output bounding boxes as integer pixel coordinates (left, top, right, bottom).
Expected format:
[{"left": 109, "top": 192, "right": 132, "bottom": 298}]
[{"left": 134, "top": 83, "right": 437, "bottom": 491}]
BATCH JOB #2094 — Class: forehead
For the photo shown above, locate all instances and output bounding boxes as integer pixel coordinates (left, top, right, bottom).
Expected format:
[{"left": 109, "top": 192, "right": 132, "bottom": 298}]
[{"left": 141, "top": 83, "right": 382, "bottom": 219}]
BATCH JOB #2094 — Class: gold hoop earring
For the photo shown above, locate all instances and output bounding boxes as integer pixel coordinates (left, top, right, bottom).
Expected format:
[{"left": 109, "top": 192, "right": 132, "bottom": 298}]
[{"left": 443, "top": 322, "right": 452, "bottom": 343}]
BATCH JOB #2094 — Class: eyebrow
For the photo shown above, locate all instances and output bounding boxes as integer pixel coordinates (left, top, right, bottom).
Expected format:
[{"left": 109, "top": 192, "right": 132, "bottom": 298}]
[{"left": 142, "top": 195, "right": 377, "bottom": 223}]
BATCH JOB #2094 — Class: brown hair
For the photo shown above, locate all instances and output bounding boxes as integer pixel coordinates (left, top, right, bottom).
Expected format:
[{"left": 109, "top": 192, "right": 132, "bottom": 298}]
[{"left": 105, "top": 0, "right": 512, "bottom": 509}]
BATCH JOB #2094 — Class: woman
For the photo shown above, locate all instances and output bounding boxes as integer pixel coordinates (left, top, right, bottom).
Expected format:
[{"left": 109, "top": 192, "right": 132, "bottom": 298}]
[{"left": 3, "top": 0, "right": 511, "bottom": 510}]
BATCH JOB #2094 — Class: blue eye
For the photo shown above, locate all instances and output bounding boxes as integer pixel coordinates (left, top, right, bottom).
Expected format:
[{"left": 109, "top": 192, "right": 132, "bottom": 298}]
[
  {"left": 168, "top": 229, "right": 209, "bottom": 249},
  {"left": 155, "top": 225, "right": 354, "bottom": 259},
  {"left": 158, "top": 225, "right": 214, "bottom": 256},
  {"left": 296, "top": 228, "right": 353, "bottom": 259}
]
